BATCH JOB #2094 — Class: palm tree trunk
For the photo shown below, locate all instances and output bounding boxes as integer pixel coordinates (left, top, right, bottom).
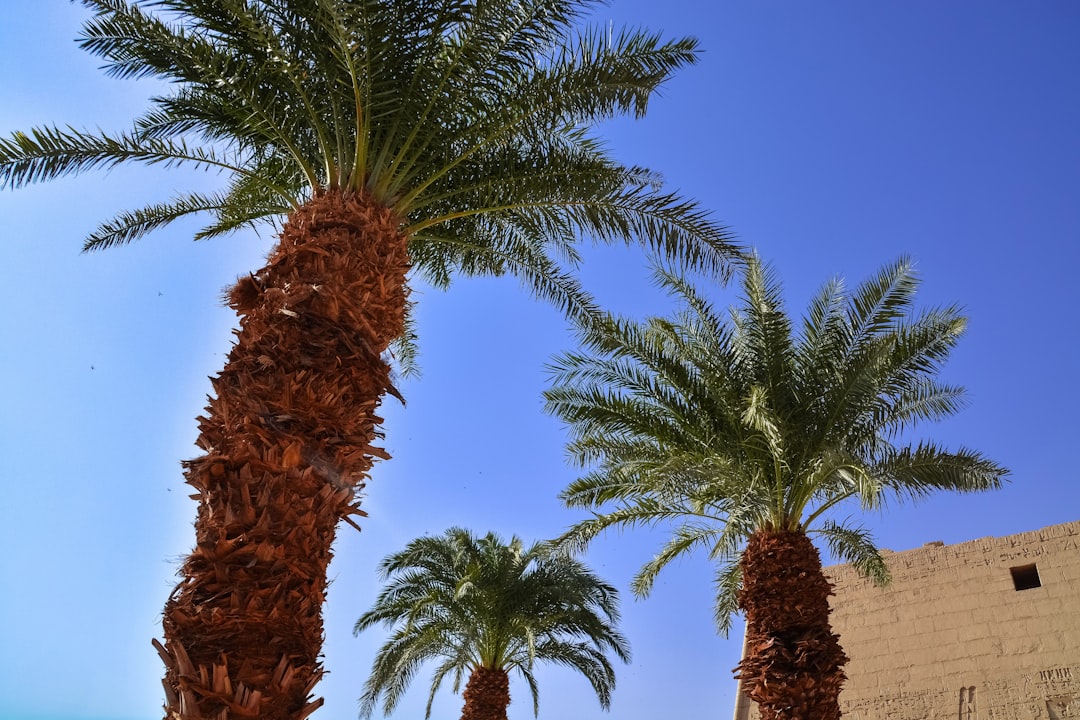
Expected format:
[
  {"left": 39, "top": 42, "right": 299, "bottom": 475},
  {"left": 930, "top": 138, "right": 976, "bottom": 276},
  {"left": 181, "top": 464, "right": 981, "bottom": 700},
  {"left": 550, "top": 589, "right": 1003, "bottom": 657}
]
[
  {"left": 735, "top": 529, "right": 848, "bottom": 720},
  {"left": 155, "top": 190, "right": 410, "bottom": 720},
  {"left": 460, "top": 667, "right": 511, "bottom": 720}
]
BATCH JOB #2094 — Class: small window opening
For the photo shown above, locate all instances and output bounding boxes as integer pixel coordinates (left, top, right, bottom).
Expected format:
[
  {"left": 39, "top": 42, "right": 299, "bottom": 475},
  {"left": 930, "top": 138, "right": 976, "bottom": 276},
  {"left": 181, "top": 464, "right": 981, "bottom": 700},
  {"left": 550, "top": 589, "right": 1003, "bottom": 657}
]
[{"left": 1010, "top": 563, "right": 1041, "bottom": 591}]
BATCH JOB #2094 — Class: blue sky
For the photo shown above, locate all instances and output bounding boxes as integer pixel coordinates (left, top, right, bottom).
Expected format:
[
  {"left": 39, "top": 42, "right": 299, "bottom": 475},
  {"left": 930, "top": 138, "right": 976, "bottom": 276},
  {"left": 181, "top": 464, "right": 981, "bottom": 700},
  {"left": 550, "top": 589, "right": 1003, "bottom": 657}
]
[{"left": 1, "top": 2, "right": 1078, "bottom": 720}]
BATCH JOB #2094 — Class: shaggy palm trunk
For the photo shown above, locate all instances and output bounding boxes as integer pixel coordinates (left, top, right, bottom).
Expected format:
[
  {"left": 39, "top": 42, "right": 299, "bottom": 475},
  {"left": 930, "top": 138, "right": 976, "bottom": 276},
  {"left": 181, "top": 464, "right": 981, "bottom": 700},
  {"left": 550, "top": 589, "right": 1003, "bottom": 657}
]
[
  {"left": 735, "top": 529, "right": 848, "bottom": 720},
  {"left": 155, "top": 190, "right": 409, "bottom": 720},
  {"left": 459, "top": 667, "right": 511, "bottom": 720}
]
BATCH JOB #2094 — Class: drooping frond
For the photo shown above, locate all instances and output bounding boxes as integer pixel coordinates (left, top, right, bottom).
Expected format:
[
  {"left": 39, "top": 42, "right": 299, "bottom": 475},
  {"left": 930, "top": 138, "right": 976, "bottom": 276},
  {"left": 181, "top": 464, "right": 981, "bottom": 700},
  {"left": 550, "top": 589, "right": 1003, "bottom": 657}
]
[
  {"left": 84, "top": 191, "right": 239, "bottom": 252},
  {"left": 815, "top": 519, "right": 890, "bottom": 586},
  {"left": 629, "top": 522, "right": 724, "bottom": 598},
  {"left": 711, "top": 561, "right": 742, "bottom": 636}
]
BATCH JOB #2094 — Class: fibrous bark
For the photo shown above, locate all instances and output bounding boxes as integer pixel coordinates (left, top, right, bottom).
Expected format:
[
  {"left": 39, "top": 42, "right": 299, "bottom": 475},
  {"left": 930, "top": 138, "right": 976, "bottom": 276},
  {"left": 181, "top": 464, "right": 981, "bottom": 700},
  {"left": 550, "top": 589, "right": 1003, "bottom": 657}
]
[
  {"left": 735, "top": 529, "right": 848, "bottom": 720},
  {"left": 460, "top": 667, "right": 511, "bottom": 720},
  {"left": 156, "top": 190, "right": 409, "bottom": 720}
]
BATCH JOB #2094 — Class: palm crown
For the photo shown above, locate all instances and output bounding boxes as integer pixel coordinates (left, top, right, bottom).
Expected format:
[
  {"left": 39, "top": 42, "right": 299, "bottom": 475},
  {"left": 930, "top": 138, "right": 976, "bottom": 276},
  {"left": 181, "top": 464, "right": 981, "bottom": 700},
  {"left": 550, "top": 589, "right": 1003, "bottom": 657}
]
[
  {"left": 1, "top": 0, "right": 734, "bottom": 334},
  {"left": 354, "top": 527, "right": 630, "bottom": 718},
  {"left": 545, "top": 255, "right": 1007, "bottom": 634}
]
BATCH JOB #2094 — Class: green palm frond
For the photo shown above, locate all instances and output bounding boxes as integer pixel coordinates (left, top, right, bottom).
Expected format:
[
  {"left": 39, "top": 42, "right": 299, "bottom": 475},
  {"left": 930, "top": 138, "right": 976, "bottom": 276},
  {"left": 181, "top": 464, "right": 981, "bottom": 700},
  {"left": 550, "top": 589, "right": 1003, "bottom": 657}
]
[
  {"left": 518, "top": 665, "right": 541, "bottom": 717},
  {"left": 630, "top": 522, "right": 724, "bottom": 599},
  {"left": 0, "top": 125, "right": 251, "bottom": 191},
  {"left": 84, "top": 191, "right": 239, "bottom": 252},
  {"left": 815, "top": 519, "right": 890, "bottom": 586},
  {"left": 388, "top": 299, "right": 422, "bottom": 380},
  {"left": 876, "top": 443, "right": 1006, "bottom": 501},
  {"left": 711, "top": 561, "right": 742, "bottom": 636},
  {"left": 422, "top": 656, "right": 465, "bottom": 720},
  {"left": 533, "top": 638, "right": 621, "bottom": 709},
  {"left": 843, "top": 256, "right": 919, "bottom": 349}
]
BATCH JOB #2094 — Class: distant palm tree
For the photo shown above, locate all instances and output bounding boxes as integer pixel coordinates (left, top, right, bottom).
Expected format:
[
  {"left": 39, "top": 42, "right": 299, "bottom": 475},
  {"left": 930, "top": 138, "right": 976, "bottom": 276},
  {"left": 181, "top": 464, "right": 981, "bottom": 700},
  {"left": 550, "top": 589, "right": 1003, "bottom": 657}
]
[
  {"left": 544, "top": 255, "right": 1007, "bottom": 720},
  {"left": 354, "top": 527, "right": 630, "bottom": 720},
  {"left": 0, "top": 2, "right": 734, "bottom": 718}
]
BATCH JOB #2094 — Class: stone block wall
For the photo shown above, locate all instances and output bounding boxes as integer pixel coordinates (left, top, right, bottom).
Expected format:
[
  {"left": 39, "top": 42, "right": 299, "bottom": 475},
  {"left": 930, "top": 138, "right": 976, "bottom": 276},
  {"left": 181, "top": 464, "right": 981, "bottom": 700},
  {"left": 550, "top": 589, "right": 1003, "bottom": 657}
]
[{"left": 738, "top": 520, "right": 1080, "bottom": 719}]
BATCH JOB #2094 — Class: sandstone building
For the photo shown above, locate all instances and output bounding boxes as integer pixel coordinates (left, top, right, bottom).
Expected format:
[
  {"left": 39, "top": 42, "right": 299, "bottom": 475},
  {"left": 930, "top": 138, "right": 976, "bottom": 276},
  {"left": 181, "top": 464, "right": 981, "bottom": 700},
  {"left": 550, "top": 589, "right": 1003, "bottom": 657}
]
[{"left": 734, "top": 520, "right": 1080, "bottom": 719}]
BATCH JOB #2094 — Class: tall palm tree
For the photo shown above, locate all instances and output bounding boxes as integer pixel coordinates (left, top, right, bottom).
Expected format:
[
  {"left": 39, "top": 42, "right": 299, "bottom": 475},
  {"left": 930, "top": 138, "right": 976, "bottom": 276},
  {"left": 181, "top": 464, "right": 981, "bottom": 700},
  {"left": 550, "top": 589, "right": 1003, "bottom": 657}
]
[
  {"left": 353, "top": 527, "right": 630, "bottom": 720},
  {"left": 0, "top": 2, "right": 735, "bottom": 718},
  {"left": 544, "top": 255, "right": 1007, "bottom": 720}
]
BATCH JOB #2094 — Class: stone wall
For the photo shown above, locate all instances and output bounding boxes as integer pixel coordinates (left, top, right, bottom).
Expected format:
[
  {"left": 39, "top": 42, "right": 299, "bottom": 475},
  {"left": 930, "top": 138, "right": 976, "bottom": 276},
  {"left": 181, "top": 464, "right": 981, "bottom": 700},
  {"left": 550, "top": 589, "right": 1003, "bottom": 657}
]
[{"left": 738, "top": 520, "right": 1080, "bottom": 719}]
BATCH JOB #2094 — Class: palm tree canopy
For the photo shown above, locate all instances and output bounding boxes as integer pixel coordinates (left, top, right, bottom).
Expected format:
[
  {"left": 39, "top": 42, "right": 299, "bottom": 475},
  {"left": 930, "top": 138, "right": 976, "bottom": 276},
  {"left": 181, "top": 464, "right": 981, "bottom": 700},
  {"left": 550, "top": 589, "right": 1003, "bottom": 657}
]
[
  {"left": 545, "top": 254, "right": 1008, "bottom": 634},
  {"left": 353, "top": 527, "right": 630, "bottom": 718},
  {"left": 0, "top": 0, "right": 736, "bottom": 337}
]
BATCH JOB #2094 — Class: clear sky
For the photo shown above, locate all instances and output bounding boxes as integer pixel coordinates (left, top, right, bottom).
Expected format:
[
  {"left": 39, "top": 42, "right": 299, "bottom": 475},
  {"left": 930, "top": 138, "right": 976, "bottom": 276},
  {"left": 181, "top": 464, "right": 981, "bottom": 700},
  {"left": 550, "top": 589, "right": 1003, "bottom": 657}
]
[{"left": 1, "top": 3, "right": 1078, "bottom": 720}]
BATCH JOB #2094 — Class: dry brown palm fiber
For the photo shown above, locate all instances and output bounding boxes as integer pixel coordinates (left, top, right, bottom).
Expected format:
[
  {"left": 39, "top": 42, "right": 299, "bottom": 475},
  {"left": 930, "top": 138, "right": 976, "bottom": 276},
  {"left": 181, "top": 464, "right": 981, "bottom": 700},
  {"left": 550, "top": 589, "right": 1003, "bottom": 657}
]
[
  {"left": 735, "top": 529, "right": 848, "bottom": 720},
  {"left": 460, "top": 667, "right": 512, "bottom": 720},
  {"left": 158, "top": 190, "right": 409, "bottom": 720}
]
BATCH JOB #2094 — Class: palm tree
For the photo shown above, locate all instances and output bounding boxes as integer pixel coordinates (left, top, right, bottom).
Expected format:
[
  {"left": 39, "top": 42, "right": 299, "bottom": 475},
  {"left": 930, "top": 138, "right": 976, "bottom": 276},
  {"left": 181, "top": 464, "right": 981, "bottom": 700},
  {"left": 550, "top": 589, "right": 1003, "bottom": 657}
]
[
  {"left": 0, "top": 2, "right": 735, "bottom": 718},
  {"left": 544, "top": 255, "right": 1007, "bottom": 720},
  {"left": 353, "top": 527, "right": 630, "bottom": 720}
]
